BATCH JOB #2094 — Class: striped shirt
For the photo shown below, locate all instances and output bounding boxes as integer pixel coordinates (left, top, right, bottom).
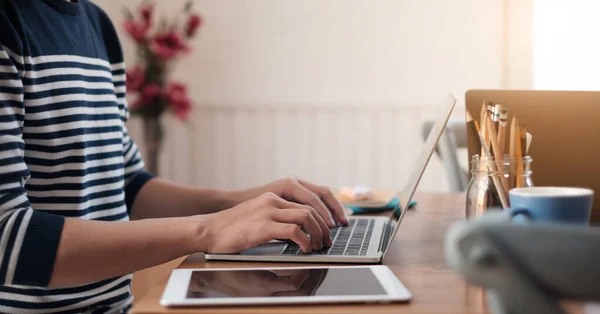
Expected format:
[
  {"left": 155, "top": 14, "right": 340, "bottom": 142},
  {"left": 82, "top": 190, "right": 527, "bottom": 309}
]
[{"left": 0, "top": 0, "right": 154, "bottom": 312}]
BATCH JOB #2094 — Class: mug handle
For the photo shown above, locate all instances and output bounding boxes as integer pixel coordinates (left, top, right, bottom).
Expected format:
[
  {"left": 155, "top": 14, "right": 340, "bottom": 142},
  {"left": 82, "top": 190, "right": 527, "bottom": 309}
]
[{"left": 508, "top": 208, "right": 532, "bottom": 221}]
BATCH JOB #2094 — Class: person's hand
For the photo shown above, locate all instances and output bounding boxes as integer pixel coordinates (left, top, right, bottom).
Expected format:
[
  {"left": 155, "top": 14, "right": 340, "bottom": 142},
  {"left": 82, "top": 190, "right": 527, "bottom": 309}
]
[
  {"left": 187, "top": 268, "right": 328, "bottom": 297},
  {"left": 203, "top": 193, "right": 332, "bottom": 254},
  {"left": 242, "top": 177, "right": 349, "bottom": 227}
]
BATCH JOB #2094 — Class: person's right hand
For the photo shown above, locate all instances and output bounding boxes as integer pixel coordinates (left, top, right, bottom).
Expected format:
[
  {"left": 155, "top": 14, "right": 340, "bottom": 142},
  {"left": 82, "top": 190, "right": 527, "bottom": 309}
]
[{"left": 202, "top": 193, "right": 332, "bottom": 254}]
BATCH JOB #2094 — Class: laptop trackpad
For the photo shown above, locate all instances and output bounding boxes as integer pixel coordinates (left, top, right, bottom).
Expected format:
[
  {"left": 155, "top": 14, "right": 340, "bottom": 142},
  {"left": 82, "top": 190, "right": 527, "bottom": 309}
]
[{"left": 240, "top": 242, "right": 286, "bottom": 256}]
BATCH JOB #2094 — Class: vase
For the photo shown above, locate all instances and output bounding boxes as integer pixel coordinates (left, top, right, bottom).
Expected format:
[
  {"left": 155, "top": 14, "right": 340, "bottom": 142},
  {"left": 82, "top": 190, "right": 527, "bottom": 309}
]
[{"left": 142, "top": 115, "right": 163, "bottom": 175}]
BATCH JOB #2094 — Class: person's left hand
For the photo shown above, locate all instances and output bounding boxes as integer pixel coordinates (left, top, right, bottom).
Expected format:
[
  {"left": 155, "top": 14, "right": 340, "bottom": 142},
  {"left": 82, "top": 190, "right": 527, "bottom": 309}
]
[{"left": 242, "top": 177, "right": 349, "bottom": 227}]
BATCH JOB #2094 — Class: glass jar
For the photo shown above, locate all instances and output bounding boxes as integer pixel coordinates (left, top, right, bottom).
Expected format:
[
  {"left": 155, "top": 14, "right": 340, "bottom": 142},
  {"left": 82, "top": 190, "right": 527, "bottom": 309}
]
[{"left": 466, "top": 155, "right": 533, "bottom": 219}]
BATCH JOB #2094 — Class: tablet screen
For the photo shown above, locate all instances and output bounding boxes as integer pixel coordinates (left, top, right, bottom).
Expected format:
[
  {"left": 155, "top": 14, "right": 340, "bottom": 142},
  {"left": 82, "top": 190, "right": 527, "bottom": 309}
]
[{"left": 186, "top": 268, "right": 387, "bottom": 298}]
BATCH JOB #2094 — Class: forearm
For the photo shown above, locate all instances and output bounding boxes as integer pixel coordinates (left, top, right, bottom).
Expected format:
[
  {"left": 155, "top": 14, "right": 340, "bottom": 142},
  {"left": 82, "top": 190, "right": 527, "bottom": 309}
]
[
  {"left": 129, "top": 177, "right": 247, "bottom": 219},
  {"left": 50, "top": 215, "right": 208, "bottom": 287}
]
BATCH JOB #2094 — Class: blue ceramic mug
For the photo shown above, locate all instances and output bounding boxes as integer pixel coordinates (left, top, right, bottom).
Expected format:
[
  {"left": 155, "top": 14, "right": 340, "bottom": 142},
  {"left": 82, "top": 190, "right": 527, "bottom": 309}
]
[{"left": 508, "top": 187, "right": 594, "bottom": 225}]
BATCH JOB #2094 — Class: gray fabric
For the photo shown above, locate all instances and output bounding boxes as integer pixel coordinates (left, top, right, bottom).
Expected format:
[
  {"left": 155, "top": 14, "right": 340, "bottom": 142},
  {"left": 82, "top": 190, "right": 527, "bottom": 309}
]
[{"left": 445, "top": 211, "right": 600, "bottom": 314}]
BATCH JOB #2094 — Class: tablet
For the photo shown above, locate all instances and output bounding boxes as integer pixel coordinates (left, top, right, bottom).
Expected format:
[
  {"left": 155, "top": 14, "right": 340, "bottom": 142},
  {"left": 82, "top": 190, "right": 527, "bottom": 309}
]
[{"left": 160, "top": 265, "right": 412, "bottom": 307}]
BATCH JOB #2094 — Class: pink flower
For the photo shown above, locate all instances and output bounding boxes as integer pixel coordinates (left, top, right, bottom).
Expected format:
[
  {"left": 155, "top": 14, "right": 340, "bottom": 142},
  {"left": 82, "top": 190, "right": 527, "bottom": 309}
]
[
  {"left": 126, "top": 66, "right": 145, "bottom": 92},
  {"left": 131, "top": 83, "right": 163, "bottom": 110},
  {"left": 150, "top": 32, "right": 190, "bottom": 60},
  {"left": 124, "top": 20, "right": 149, "bottom": 43},
  {"left": 141, "top": 83, "right": 162, "bottom": 102},
  {"left": 166, "top": 82, "right": 192, "bottom": 120},
  {"left": 185, "top": 14, "right": 202, "bottom": 37},
  {"left": 139, "top": 4, "right": 153, "bottom": 24},
  {"left": 130, "top": 98, "right": 144, "bottom": 110}
]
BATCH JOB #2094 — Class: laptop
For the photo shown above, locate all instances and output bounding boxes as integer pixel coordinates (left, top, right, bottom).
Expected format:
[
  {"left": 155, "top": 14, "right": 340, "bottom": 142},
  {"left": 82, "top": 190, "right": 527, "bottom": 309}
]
[{"left": 205, "top": 94, "right": 457, "bottom": 263}]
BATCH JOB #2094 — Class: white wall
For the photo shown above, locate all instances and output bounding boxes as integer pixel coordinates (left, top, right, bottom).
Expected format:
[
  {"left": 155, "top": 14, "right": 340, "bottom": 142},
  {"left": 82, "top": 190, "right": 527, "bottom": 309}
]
[
  {"left": 506, "top": 0, "right": 534, "bottom": 89},
  {"left": 95, "top": 0, "right": 505, "bottom": 108},
  {"left": 533, "top": 0, "right": 600, "bottom": 90},
  {"left": 93, "top": 0, "right": 510, "bottom": 191}
]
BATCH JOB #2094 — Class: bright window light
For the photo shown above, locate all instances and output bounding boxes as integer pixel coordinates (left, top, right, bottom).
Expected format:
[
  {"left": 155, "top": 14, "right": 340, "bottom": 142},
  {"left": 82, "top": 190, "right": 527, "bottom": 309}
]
[{"left": 533, "top": 0, "right": 600, "bottom": 90}]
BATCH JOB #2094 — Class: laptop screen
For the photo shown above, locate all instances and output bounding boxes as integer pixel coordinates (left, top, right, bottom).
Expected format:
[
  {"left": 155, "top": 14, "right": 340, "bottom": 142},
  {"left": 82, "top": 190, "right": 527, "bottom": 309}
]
[{"left": 384, "top": 94, "right": 457, "bottom": 244}]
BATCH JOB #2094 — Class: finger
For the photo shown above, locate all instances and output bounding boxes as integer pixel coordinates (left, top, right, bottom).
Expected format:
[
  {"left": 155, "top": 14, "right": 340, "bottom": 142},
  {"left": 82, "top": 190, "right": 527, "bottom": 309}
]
[
  {"left": 267, "top": 270, "right": 310, "bottom": 286},
  {"left": 298, "top": 269, "right": 328, "bottom": 295},
  {"left": 298, "top": 180, "right": 350, "bottom": 226},
  {"left": 272, "top": 208, "right": 324, "bottom": 250},
  {"left": 269, "top": 270, "right": 310, "bottom": 291},
  {"left": 306, "top": 206, "right": 333, "bottom": 247},
  {"left": 281, "top": 181, "right": 336, "bottom": 227},
  {"left": 289, "top": 269, "right": 311, "bottom": 288},
  {"left": 269, "top": 223, "right": 312, "bottom": 253},
  {"left": 271, "top": 198, "right": 332, "bottom": 246}
]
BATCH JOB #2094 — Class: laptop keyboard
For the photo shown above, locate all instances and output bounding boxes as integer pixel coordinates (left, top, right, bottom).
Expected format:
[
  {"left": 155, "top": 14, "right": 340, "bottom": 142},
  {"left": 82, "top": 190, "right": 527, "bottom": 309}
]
[{"left": 281, "top": 219, "right": 374, "bottom": 256}]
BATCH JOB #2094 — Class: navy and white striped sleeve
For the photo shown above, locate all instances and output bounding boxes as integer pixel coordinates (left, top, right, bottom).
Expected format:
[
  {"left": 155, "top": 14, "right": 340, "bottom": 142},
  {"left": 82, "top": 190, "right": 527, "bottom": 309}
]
[
  {"left": 111, "top": 62, "right": 154, "bottom": 212},
  {"left": 0, "top": 45, "right": 65, "bottom": 287}
]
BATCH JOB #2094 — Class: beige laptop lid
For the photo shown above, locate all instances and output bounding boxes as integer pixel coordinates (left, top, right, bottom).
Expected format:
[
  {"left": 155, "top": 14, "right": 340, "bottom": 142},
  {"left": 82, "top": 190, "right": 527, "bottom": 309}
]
[{"left": 465, "top": 89, "right": 600, "bottom": 223}]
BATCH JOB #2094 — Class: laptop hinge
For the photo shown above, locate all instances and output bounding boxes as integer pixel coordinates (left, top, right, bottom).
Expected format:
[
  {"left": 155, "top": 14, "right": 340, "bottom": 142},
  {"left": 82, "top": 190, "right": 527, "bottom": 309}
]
[{"left": 378, "top": 220, "right": 395, "bottom": 253}]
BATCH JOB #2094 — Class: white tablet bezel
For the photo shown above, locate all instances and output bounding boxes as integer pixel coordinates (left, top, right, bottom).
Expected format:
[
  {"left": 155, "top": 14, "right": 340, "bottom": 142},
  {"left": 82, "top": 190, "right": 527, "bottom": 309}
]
[{"left": 160, "top": 265, "right": 411, "bottom": 307}]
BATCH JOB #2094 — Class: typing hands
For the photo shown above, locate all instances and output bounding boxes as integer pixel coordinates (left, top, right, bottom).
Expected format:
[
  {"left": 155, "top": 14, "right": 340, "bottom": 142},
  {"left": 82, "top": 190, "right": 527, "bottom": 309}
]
[
  {"left": 246, "top": 177, "right": 350, "bottom": 227},
  {"left": 203, "top": 178, "right": 348, "bottom": 254},
  {"left": 204, "top": 193, "right": 332, "bottom": 254}
]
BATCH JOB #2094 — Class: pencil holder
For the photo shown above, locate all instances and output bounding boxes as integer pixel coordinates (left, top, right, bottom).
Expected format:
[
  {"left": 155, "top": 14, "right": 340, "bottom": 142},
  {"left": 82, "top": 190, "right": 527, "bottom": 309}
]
[{"left": 466, "top": 155, "right": 533, "bottom": 219}]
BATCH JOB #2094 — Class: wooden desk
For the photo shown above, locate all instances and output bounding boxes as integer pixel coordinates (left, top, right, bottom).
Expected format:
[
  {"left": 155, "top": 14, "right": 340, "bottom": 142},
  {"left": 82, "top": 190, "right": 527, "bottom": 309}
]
[{"left": 131, "top": 193, "right": 490, "bottom": 314}]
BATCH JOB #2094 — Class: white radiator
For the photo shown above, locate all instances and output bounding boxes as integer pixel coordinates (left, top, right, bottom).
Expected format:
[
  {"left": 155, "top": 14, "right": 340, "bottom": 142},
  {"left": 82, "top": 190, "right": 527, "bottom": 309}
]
[{"left": 127, "top": 105, "right": 451, "bottom": 193}]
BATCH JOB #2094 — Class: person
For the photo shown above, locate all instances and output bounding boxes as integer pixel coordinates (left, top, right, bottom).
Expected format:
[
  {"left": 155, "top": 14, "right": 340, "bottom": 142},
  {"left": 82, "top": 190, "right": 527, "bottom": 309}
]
[{"left": 0, "top": 0, "right": 348, "bottom": 312}]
